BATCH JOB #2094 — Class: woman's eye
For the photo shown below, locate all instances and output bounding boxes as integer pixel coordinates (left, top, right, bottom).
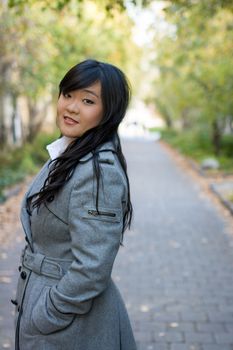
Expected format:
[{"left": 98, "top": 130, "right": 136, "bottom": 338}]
[
  {"left": 83, "top": 99, "right": 94, "bottom": 105},
  {"left": 63, "top": 93, "right": 72, "bottom": 98}
]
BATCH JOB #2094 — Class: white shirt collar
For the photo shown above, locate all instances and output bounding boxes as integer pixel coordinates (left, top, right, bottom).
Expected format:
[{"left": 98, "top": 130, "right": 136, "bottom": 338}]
[{"left": 46, "top": 136, "right": 75, "bottom": 160}]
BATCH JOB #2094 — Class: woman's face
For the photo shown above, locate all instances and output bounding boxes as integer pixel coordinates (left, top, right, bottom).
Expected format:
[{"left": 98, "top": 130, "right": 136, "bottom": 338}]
[{"left": 56, "top": 81, "right": 104, "bottom": 138}]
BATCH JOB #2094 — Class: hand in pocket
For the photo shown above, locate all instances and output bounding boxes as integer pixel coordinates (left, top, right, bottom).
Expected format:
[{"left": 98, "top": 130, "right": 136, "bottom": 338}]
[{"left": 31, "top": 286, "right": 75, "bottom": 335}]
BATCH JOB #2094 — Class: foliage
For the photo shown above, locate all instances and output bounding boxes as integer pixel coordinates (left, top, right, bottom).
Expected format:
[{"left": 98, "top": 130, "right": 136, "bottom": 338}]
[
  {"left": 226, "top": 191, "right": 233, "bottom": 203},
  {"left": 157, "top": 128, "right": 233, "bottom": 174},
  {"left": 0, "top": 0, "right": 143, "bottom": 146},
  {"left": 8, "top": 0, "right": 153, "bottom": 12},
  {"left": 0, "top": 132, "right": 58, "bottom": 201},
  {"left": 151, "top": 0, "right": 233, "bottom": 156},
  {"left": 1, "top": 1, "right": 141, "bottom": 98}
]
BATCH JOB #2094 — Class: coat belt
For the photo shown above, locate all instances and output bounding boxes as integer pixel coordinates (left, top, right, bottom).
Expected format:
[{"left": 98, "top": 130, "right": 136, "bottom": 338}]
[{"left": 21, "top": 249, "right": 73, "bottom": 280}]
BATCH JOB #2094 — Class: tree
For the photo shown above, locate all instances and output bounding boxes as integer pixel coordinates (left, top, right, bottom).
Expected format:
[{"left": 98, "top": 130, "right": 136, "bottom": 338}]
[
  {"left": 8, "top": 0, "right": 153, "bottom": 12},
  {"left": 152, "top": 0, "right": 233, "bottom": 155},
  {"left": 0, "top": 0, "right": 143, "bottom": 146}
]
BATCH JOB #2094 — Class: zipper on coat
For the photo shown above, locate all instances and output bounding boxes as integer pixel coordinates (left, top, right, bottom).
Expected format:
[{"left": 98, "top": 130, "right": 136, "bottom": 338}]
[{"left": 88, "top": 210, "right": 116, "bottom": 217}]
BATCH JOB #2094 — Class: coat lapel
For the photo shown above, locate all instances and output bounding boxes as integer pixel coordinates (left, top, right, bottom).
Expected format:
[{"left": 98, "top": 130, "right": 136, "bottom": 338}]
[
  {"left": 20, "top": 160, "right": 51, "bottom": 250},
  {"left": 20, "top": 140, "right": 116, "bottom": 249}
]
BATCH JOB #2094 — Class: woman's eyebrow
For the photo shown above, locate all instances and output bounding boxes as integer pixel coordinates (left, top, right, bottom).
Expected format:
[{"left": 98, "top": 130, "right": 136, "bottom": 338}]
[{"left": 82, "top": 89, "right": 99, "bottom": 98}]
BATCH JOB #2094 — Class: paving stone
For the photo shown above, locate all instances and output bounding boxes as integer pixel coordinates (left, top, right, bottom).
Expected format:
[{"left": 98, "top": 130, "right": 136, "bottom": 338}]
[
  {"left": 153, "top": 331, "right": 184, "bottom": 343},
  {"left": 208, "top": 311, "right": 233, "bottom": 322},
  {"left": 137, "top": 344, "right": 169, "bottom": 350},
  {"left": 184, "top": 331, "right": 214, "bottom": 343},
  {"left": 202, "top": 345, "right": 232, "bottom": 350},
  {"left": 180, "top": 311, "right": 208, "bottom": 322},
  {"left": 224, "top": 322, "right": 233, "bottom": 333},
  {"left": 171, "top": 344, "right": 201, "bottom": 350},
  {"left": 214, "top": 332, "right": 233, "bottom": 344},
  {"left": 166, "top": 321, "right": 195, "bottom": 332},
  {"left": 196, "top": 322, "right": 226, "bottom": 333},
  {"left": 152, "top": 312, "right": 181, "bottom": 322}
]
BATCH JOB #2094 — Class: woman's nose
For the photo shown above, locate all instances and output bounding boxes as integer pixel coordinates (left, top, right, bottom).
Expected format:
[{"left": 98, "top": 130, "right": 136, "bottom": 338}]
[{"left": 67, "top": 100, "right": 80, "bottom": 114}]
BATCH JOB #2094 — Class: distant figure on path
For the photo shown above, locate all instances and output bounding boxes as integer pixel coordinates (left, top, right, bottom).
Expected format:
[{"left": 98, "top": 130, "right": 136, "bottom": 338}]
[{"left": 12, "top": 59, "right": 137, "bottom": 350}]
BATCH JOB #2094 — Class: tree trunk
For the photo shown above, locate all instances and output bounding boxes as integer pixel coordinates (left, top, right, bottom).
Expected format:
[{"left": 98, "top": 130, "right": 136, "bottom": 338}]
[
  {"left": 164, "top": 113, "right": 173, "bottom": 129},
  {"left": 181, "top": 108, "right": 191, "bottom": 130},
  {"left": 0, "top": 92, "right": 6, "bottom": 146},
  {"left": 11, "top": 94, "right": 23, "bottom": 146},
  {"left": 26, "top": 98, "right": 51, "bottom": 142},
  {"left": 212, "top": 119, "right": 221, "bottom": 156},
  {"left": 0, "top": 64, "right": 11, "bottom": 147},
  {"left": 27, "top": 100, "right": 41, "bottom": 142},
  {"left": 156, "top": 99, "right": 173, "bottom": 128}
]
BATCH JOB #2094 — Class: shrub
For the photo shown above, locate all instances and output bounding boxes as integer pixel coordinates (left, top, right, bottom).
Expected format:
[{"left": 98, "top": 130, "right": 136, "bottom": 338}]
[{"left": 0, "top": 132, "right": 59, "bottom": 201}]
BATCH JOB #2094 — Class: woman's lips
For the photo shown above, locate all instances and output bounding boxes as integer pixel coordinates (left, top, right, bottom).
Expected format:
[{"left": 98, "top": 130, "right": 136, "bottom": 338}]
[{"left": 63, "top": 116, "right": 79, "bottom": 125}]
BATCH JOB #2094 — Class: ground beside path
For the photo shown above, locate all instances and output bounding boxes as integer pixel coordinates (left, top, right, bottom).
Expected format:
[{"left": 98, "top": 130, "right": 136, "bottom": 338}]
[{"left": 0, "top": 138, "right": 233, "bottom": 350}]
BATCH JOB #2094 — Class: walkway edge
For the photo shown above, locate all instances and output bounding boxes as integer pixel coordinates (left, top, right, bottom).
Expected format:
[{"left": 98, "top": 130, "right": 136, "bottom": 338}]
[{"left": 159, "top": 139, "right": 233, "bottom": 217}]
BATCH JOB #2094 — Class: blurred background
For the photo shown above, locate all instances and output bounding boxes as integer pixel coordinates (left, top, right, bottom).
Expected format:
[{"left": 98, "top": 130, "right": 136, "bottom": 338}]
[
  {"left": 0, "top": 0, "right": 232, "bottom": 201},
  {"left": 1, "top": 2, "right": 233, "bottom": 349}
]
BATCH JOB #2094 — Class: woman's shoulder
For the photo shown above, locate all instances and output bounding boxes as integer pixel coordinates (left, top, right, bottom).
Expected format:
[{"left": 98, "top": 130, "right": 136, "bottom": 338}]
[
  {"left": 72, "top": 140, "right": 125, "bottom": 185},
  {"left": 78, "top": 140, "right": 116, "bottom": 164}
]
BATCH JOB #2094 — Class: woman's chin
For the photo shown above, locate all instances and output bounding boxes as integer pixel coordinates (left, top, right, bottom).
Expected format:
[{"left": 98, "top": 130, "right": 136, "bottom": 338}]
[{"left": 58, "top": 127, "right": 82, "bottom": 139}]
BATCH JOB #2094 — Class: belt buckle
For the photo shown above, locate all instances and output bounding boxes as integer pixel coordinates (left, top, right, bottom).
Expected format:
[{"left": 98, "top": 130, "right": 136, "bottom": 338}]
[{"left": 32, "top": 253, "right": 46, "bottom": 275}]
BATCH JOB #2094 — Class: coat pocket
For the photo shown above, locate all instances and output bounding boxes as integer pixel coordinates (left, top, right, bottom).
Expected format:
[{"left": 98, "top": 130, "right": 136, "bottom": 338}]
[
  {"left": 82, "top": 206, "right": 122, "bottom": 223},
  {"left": 31, "top": 286, "right": 75, "bottom": 335}
]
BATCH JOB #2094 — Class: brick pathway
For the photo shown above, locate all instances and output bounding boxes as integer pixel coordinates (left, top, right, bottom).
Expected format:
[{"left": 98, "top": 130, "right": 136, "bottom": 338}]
[
  {"left": 113, "top": 139, "right": 233, "bottom": 350},
  {"left": 0, "top": 139, "right": 233, "bottom": 350},
  {"left": 0, "top": 238, "right": 24, "bottom": 350}
]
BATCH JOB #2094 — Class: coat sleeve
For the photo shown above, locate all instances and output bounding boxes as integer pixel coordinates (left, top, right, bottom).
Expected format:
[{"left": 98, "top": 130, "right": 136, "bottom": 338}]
[
  {"left": 52, "top": 158, "right": 126, "bottom": 311},
  {"left": 31, "top": 156, "right": 127, "bottom": 334}
]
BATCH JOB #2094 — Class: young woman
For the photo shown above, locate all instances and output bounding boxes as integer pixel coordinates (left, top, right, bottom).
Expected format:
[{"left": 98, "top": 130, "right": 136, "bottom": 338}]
[{"left": 12, "top": 59, "right": 137, "bottom": 350}]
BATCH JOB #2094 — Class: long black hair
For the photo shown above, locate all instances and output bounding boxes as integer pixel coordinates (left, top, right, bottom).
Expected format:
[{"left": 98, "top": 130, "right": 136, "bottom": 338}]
[{"left": 27, "top": 59, "right": 133, "bottom": 240}]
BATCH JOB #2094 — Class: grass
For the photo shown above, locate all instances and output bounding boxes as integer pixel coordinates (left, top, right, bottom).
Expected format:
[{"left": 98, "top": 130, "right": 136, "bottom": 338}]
[
  {"left": 0, "top": 132, "right": 59, "bottom": 202},
  {"left": 150, "top": 127, "right": 233, "bottom": 175}
]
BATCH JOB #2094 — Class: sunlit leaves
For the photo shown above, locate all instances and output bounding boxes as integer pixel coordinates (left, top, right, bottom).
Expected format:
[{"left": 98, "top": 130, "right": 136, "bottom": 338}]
[
  {"left": 151, "top": 1, "right": 233, "bottom": 154},
  {"left": 0, "top": 0, "right": 143, "bottom": 145},
  {"left": 8, "top": 0, "right": 153, "bottom": 13},
  {"left": 1, "top": 0, "right": 141, "bottom": 99}
]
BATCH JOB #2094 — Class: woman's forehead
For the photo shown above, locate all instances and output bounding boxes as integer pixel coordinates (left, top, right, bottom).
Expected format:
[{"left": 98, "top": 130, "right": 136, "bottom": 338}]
[{"left": 69, "top": 81, "right": 102, "bottom": 97}]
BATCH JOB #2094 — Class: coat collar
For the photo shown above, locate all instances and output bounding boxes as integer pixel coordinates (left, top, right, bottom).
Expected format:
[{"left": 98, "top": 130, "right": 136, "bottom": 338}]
[
  {"left": 46, "top": 136, "right": 75, "bottom": 160},
  {"left": 46, "top": 136, "right": 117, "bottom": 163}
]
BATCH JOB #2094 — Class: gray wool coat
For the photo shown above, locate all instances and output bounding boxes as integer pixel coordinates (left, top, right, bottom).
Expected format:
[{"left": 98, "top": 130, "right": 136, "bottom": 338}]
[{"left": 13, "top": 140, "right": 137, "bottom": 350}]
